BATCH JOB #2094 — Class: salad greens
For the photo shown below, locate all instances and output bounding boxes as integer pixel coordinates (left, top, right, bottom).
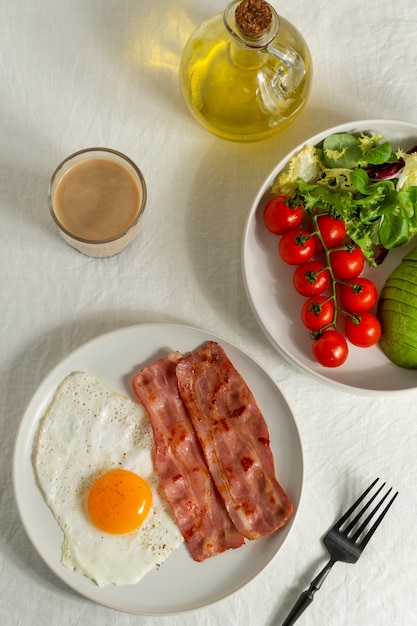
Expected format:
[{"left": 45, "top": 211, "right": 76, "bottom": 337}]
[{"left": 272, "top": 132, "right": 417, "bottom": 265}]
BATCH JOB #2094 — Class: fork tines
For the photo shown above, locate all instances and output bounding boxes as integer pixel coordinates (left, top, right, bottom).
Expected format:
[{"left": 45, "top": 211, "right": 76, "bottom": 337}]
[
  {"left": 280, "top": 478, "right": 397, "bottom": 625},
  {"left": 336, "top": 478, "right": 398, "bottom": 548}
]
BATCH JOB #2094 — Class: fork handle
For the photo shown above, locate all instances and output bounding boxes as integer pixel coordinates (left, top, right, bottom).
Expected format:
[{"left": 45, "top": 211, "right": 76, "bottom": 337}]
[
  {"left": 281, "top": 589, "right": 315, "bottom": 625},
  {"left": 281, "top": 560, "right": 335, "bottom": 625}
]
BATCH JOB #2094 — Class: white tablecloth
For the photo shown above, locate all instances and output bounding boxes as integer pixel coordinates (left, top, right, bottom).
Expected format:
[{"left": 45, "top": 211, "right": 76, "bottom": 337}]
[{"left": 2, "top": 1, "right": 417, "bottom": 624}]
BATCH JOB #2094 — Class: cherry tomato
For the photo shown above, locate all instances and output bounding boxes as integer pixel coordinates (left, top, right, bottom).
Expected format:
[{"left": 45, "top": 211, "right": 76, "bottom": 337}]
[
  {"left": 344, "top": 312, "right": 381, "bottom": 347},
  {"left": 312, "top": 330, "right": 349, "bottom": 367},
  {"left": 263, "top": 196, "right": 303, "bottom": 235},
  {"left": 311, "top": 214, "right": 346, "bottom": 251},
  {"left": 301, "top": 296, "right": 335, "bottom": 331},
  {"left": 279, "top": 229, "right": 315, "bottom": 265},
  {"left": 293, "top": 262, "right": 331, "bottom": 297},
  {"left": 329, "top": 245, "right": 365, "bottom": 280},
  {"left": 340, "top": 278, "right": 378, "bottom": 312}
]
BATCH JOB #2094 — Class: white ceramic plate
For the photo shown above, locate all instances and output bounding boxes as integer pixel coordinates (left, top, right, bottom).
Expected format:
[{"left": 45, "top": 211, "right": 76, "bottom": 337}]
[
  {"left": 13, "top": 323, "right": 303, "bottom": 616},
  {"left": 242, "top": 119, "right": 417, "bottom": 395}
]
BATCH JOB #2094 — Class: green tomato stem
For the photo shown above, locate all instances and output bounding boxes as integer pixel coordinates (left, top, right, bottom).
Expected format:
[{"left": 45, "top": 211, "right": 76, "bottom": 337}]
[{"left": 309, "top": 213, "right": 339, "bottom": 331}]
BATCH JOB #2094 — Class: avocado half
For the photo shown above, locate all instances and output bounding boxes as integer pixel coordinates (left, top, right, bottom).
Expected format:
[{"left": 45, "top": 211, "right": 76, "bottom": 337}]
[{"left": 378, "top": 246, "right": 417, "bottom": 368}]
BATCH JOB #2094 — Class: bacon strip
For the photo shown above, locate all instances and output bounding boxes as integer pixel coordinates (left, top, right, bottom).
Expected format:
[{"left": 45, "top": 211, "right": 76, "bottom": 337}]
[
  {"left": 175, "top": 341, "right": 293, "bottom": 540},
  {"left": 132, "top": 351, "right": 245, "bottom": 561}
]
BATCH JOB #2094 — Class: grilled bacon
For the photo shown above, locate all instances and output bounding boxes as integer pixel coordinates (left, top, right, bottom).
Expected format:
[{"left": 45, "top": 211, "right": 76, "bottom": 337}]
[
  {"left": 132, "top": 351, "right": 245, "bottom": 561},
  {"left": 132, "top": 341, "right": 293, "bottom": 561},
  {"left": 175, "top": 342, "right": 293, "bottom": 540}
]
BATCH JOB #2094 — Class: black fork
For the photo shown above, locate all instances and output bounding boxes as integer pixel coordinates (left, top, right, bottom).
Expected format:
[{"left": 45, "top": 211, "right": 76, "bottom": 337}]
[{"left": 281, "top": 478, "right": 398, "bottom": 625}]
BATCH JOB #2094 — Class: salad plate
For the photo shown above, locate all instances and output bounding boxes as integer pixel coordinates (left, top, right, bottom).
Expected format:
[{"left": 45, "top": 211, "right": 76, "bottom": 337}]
[
  {"left": 13, "top": 323, "right": 303, "bottom": 615},
  {"left": 242, "top": 119, "right": 417, "bottom": 394}
]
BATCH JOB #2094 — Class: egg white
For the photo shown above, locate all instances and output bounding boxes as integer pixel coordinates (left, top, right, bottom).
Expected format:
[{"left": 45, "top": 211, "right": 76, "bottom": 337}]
[{"left": 33, "top": 371, "right": 183, "bottom": 586}]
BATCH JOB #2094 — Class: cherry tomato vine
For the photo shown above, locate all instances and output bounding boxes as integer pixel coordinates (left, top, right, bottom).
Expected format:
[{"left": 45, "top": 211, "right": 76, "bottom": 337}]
[{"left": 263, "top": 196, "right": 382, "bottom": 368}]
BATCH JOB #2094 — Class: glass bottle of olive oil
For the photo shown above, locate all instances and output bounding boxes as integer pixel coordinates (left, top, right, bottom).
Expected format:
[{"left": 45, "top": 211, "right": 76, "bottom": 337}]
[{"left": 179, "top": 0, "right": 312, "bottom": 142}]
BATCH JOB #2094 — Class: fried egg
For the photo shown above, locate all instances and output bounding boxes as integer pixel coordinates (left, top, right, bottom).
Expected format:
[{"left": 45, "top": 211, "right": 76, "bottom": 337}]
[{"left": 33, "top": 371, "right": 183, "bottom": 586}]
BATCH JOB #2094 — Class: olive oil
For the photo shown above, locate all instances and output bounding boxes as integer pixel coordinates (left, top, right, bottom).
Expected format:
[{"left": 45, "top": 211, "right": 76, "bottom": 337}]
[{"left": 179, "top": 4, "right": 312, "bottom": 142}]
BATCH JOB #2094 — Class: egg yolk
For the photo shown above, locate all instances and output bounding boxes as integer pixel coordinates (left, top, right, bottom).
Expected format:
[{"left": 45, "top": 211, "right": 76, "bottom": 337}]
[{"left": 87, "top": 468, "right": 152, "bottom": 534}]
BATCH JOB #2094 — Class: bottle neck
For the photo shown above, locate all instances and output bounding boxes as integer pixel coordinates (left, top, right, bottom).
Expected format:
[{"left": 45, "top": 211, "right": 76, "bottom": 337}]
[{"left": 229, "top": 37, "right": 266, "bottom": 70}]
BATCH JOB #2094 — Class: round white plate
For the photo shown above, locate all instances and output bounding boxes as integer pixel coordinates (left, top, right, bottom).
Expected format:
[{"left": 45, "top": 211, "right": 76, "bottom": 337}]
[
  {"left": 242, "top": 119, "right": 417, "bottom": 395},
  {"left": 13, "top": 323, "right": 303, "bottom": 616}
]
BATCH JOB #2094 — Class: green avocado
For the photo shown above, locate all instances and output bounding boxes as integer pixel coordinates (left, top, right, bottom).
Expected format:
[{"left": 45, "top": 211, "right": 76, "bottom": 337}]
[
  {"left": 378, "top": 246, "right": 417, "bottom": 368},
  {"left": 379, "top": 333, "right": 417, "bottom": 368},
  {"left": 403, "top": 247, "right": 417, "bottom": 263},
  {"left": 384, "top": 278, "right": 417, "bottom": 299},
  {"left": 386, "top": 264, "right": 417, "bottom": 283},
  {"left": 378, "top": 306, "right": 417, "bottom": 342},
  {"left": 379, "top": 295, "right": 417, "bottom": 319}
]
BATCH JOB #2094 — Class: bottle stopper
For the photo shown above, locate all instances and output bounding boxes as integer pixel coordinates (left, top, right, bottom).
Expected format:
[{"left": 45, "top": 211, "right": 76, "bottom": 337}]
[{"left": 235, "top": 0, "right": 273, "bottom": 39}]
